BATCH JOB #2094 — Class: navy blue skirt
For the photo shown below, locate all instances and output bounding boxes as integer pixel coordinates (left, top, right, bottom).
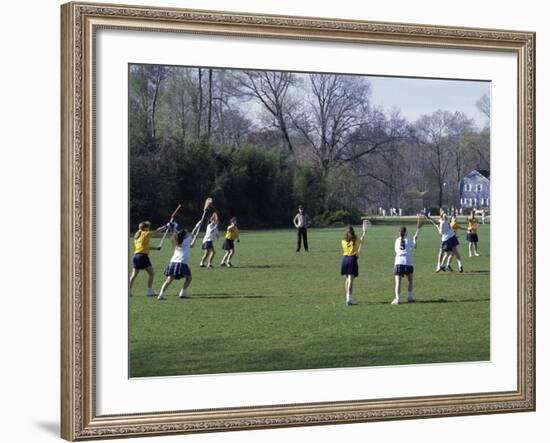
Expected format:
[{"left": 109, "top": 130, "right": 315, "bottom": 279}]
[
  {"left": 341, "top": 255, "right": 359, "bottom": 277},
  {"left": 467, "top": 233, "right": 479, "bottom": 243},
  {"left": 133, "top": 253, "right": 152, "bottom": 270},
  {"left": 441, "top": 235, "right": 459, "bottom": 252},
  {"left": 202, "top": 240, "right": 214, "bottom": 250},
  {"left": 222, "top": 239, "right": 235, "bottom": 250},
  {"left": 394, "top": 264, "right": 414, "bottom": 276},
  {"left": 164, "top": 262, "right": 191, "bottom": 279}
]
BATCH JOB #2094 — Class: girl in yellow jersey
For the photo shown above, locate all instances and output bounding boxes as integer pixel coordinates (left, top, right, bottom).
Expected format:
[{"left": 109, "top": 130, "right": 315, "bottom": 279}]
[
  {"left": 341, "top": 225, "right": 366, "bottom": 306},
  {"left": 444, "top": 214, "right": 466, "bottom": 271},
  {"left": 220, "top": 217, "right": 240, "bottom": 267},
  {"left": 129, "top": 221, "right": 168, "bottom": 296},
  {"left": 467, "top": 211, "right": 480, "bottom": 257}
]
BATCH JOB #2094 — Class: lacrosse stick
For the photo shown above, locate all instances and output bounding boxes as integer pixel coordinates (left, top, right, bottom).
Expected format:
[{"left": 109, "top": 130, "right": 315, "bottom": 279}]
[
  {"left": 357, "top": 219, "right": 369, "bottom": 253},
  {"left": 191, "top": 198, "right": 215, "bottom": 241},
  {"left": 157, "top": 204, "right": 182, "bottom": 249},
  {"left": 415, "top": 213, "right": 425, "bottom": 236},
  {"left": 200, "top": 197, "right": 214, "bottom": 222},
  {"left": 426, "top": 214, "right": 439, "bottom": 228}
]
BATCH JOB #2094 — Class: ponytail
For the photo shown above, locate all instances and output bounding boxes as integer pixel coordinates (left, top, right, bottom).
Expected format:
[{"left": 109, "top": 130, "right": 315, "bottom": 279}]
[
  {"left": 344, "top": 226, "right": 356, "bottom": 243},
  {"left": 171, "top": 229, "right": 188, "bottom": 247},
  {"left": 399, "top": 226, "right": 407, "bottom": 250}
]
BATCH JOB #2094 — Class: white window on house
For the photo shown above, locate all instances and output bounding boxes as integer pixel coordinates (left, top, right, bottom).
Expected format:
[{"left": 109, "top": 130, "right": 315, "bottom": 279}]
[
  {"left": 465, "top": 184, "right": 471, "bottom": 191},
  {"left": 469, "top": 198, "right": 473, "bottom": 206},
  {"left": 476, "top": 184, "right": 483, "bottom": 192},
  {"left": 473, "top": 198, "right": 477, "bottom": 206},
  {"left": 486, "top": 198, "right": 490, "bottom": 206},
  {"left": 480, "top": 198, "right": 485, "bottom": 206}
]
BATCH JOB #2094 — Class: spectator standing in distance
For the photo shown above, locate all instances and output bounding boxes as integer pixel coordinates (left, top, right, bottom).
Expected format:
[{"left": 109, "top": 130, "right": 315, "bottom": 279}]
[{"left": 293, "top": 205, "right": 311, "bottom": 252}]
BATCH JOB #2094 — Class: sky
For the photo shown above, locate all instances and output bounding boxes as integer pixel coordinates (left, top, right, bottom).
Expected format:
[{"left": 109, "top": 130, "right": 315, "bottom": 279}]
[
  {"left": 240, "top": 71, "right": 490, "bottom": 130},
  {"left": 367, "top": 76, "right": 490, "bottom": 129}
]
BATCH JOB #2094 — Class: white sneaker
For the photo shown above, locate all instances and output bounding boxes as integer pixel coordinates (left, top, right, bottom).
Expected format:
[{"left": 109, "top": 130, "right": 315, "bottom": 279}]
[
  {"left": 391, "top": 298, "right": 399, "bottom": 305},
  {"left": 146, "top": 288, "right": 156, "bottom": 297},
  {"left": 474, "top": 252, "right": 480, "bottom": 257},
  {"left": 179, "top": 290, "right": 189, "bottom": 299},
  {"left": 157, "top": 293, "right": 165, "bottom": 300}
]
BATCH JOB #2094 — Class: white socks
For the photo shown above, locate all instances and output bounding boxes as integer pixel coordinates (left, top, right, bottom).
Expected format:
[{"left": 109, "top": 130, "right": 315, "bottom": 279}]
[
  {"left": 346, "top": 294, "right": 357, "bottom": 305},
  {"left": 393, "top": 292, "right": 414, "bottom": 304}
]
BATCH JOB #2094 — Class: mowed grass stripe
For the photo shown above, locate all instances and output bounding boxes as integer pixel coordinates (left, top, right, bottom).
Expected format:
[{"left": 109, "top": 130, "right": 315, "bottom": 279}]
[{"left": 129, "top": 224, "right": 490, "bottom": 376}]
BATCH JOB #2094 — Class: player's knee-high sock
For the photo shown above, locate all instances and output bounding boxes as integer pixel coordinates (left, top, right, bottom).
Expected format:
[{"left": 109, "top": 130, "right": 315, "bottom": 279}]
[{"left": 394, "top": 278, "right": 400, "bottom": 300}]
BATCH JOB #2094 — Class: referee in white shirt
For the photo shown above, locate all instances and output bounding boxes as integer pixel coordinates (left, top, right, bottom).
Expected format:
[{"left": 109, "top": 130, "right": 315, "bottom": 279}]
[{"left": 293, "top": 205, "right": 311, "bottom": 252}]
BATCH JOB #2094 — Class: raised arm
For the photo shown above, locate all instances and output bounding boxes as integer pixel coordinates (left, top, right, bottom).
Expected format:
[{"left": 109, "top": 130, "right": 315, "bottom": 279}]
[
  {"left": 155, "top": 224, "right": 169, "bottom": 233},
  {"left": 189, "top": 219, "right": 202, "bottom": 247},
  {"left": 427, "top": 216, "right": 441, "bottom": 233}
]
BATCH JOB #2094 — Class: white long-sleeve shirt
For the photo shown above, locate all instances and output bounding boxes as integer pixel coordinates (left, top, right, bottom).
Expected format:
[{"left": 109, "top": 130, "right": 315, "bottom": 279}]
[
  {"left": 394, "top": 236, "right": 416, "bottom": 266},
  {"left": 202, "top": 223, "right": 219, "bottom": 243},
  {"left": 170, "top": 236, "right": 193, "bottom": 264},
  {"left": 439, "top": 220, "right": 456, "bottom": 241}
]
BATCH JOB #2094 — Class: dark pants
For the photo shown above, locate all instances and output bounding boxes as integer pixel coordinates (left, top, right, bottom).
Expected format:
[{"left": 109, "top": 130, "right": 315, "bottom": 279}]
[{"left": 297, "top": 227, "right": 308, "bottom": 251}]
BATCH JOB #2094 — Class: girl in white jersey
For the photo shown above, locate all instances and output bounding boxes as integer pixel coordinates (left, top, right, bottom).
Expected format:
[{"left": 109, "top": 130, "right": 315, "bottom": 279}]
[
  {"left": 199, "top": 212, "right": 219, "bottom": 268},
  {"left": 157, "top": 217, "right": 203, "bottom": 300},
  {"left": 391, "top": 226, "right": 418, "bottom": 305},
  {"left": 429, "top": 213, "right": 463, "bottom": 273}
]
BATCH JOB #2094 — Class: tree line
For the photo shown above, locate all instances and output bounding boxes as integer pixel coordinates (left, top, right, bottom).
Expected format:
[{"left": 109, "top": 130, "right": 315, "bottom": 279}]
[{"left": 129, "top": 64, "right": 490, "bottom": 229}]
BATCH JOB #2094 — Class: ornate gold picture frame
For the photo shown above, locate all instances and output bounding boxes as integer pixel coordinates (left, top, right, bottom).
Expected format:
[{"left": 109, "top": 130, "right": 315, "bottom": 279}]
[{"left": 61, "top": 2, "right": 535, "bottom": 440}]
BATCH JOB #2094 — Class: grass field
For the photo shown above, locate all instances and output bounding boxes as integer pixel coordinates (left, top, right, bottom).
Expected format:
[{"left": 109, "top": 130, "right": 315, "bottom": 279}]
[{"left": 129, "top": 222, "right": 490, "bottom": 377}]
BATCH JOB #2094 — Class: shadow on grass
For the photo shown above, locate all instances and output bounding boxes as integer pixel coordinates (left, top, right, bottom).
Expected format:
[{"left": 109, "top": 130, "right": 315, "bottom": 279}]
[
  {"left": 198, "top": 293, "right": 269, "bottom": 300},
  {"left": 467, "top": 270, "right": 490, "bottom": 274},
  {"left": 413, "top": 298, "right": 490, "bottom": 304},
  {"left": 234, "top": 264, "right": 289, "bottom": 269},
  {"left": 364, "top": 298, "right": 490, "bottom": 305}
]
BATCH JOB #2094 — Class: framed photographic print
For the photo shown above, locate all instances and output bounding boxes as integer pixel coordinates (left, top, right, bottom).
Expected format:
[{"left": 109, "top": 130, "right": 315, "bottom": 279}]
[{"left": 61, "top": 1, "right": 536, "bottom": 440}]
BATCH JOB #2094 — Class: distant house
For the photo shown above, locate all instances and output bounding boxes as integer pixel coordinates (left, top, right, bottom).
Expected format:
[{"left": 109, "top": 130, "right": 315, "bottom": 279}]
[{"left": 459, "top": 169, "right": 490, "bottom": 209}]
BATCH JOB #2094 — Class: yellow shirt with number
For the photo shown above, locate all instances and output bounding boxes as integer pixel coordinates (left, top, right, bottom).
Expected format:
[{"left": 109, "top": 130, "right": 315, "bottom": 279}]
[
  {"left": 467, "top": 217, "right": 478, "bottom": 234},
  {"left": 225, "top": 225, "right": 239, "bottom": 240},
  {"left": 134, "top": 230, "right": 153, "bottom": 254},
  {"left": 341, "top": 239, "right": 362, "bottom": 256}
]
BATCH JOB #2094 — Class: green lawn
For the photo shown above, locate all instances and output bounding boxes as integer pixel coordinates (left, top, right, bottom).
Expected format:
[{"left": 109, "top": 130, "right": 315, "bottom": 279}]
[{"left": 129, "top": 223, "right": 490, "bottom": 377}]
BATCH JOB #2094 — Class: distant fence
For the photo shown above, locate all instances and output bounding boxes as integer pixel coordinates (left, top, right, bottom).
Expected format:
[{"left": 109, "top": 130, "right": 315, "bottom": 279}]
[{"left": 363, "top": 215, "right": 490, "bottom": 226}]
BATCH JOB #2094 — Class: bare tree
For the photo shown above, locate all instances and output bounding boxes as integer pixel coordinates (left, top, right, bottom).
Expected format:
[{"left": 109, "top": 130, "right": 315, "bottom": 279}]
[
  {"left": 343, "top": 109, "right": 409, "bottom": 163},
  {"left": 413, "top": 110, "right": 474, "bottom": 207},
  {"left": 207, "top": 68, "right": 213, "bottom": 138},
  {"left": 196, "top": 68, "right": 203, "bottom": 137},
  {"left": 291, "top": 74, "right": 372, "bottom": 171},
  {"left": 234, "top": 70, "right": 296, "bottom": 153},
  {"left": 128, "top": 65, "right": 168, "bottom": 147},
  {"left": 476, "top": 93, "right": 490, "bottom": 119}
]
